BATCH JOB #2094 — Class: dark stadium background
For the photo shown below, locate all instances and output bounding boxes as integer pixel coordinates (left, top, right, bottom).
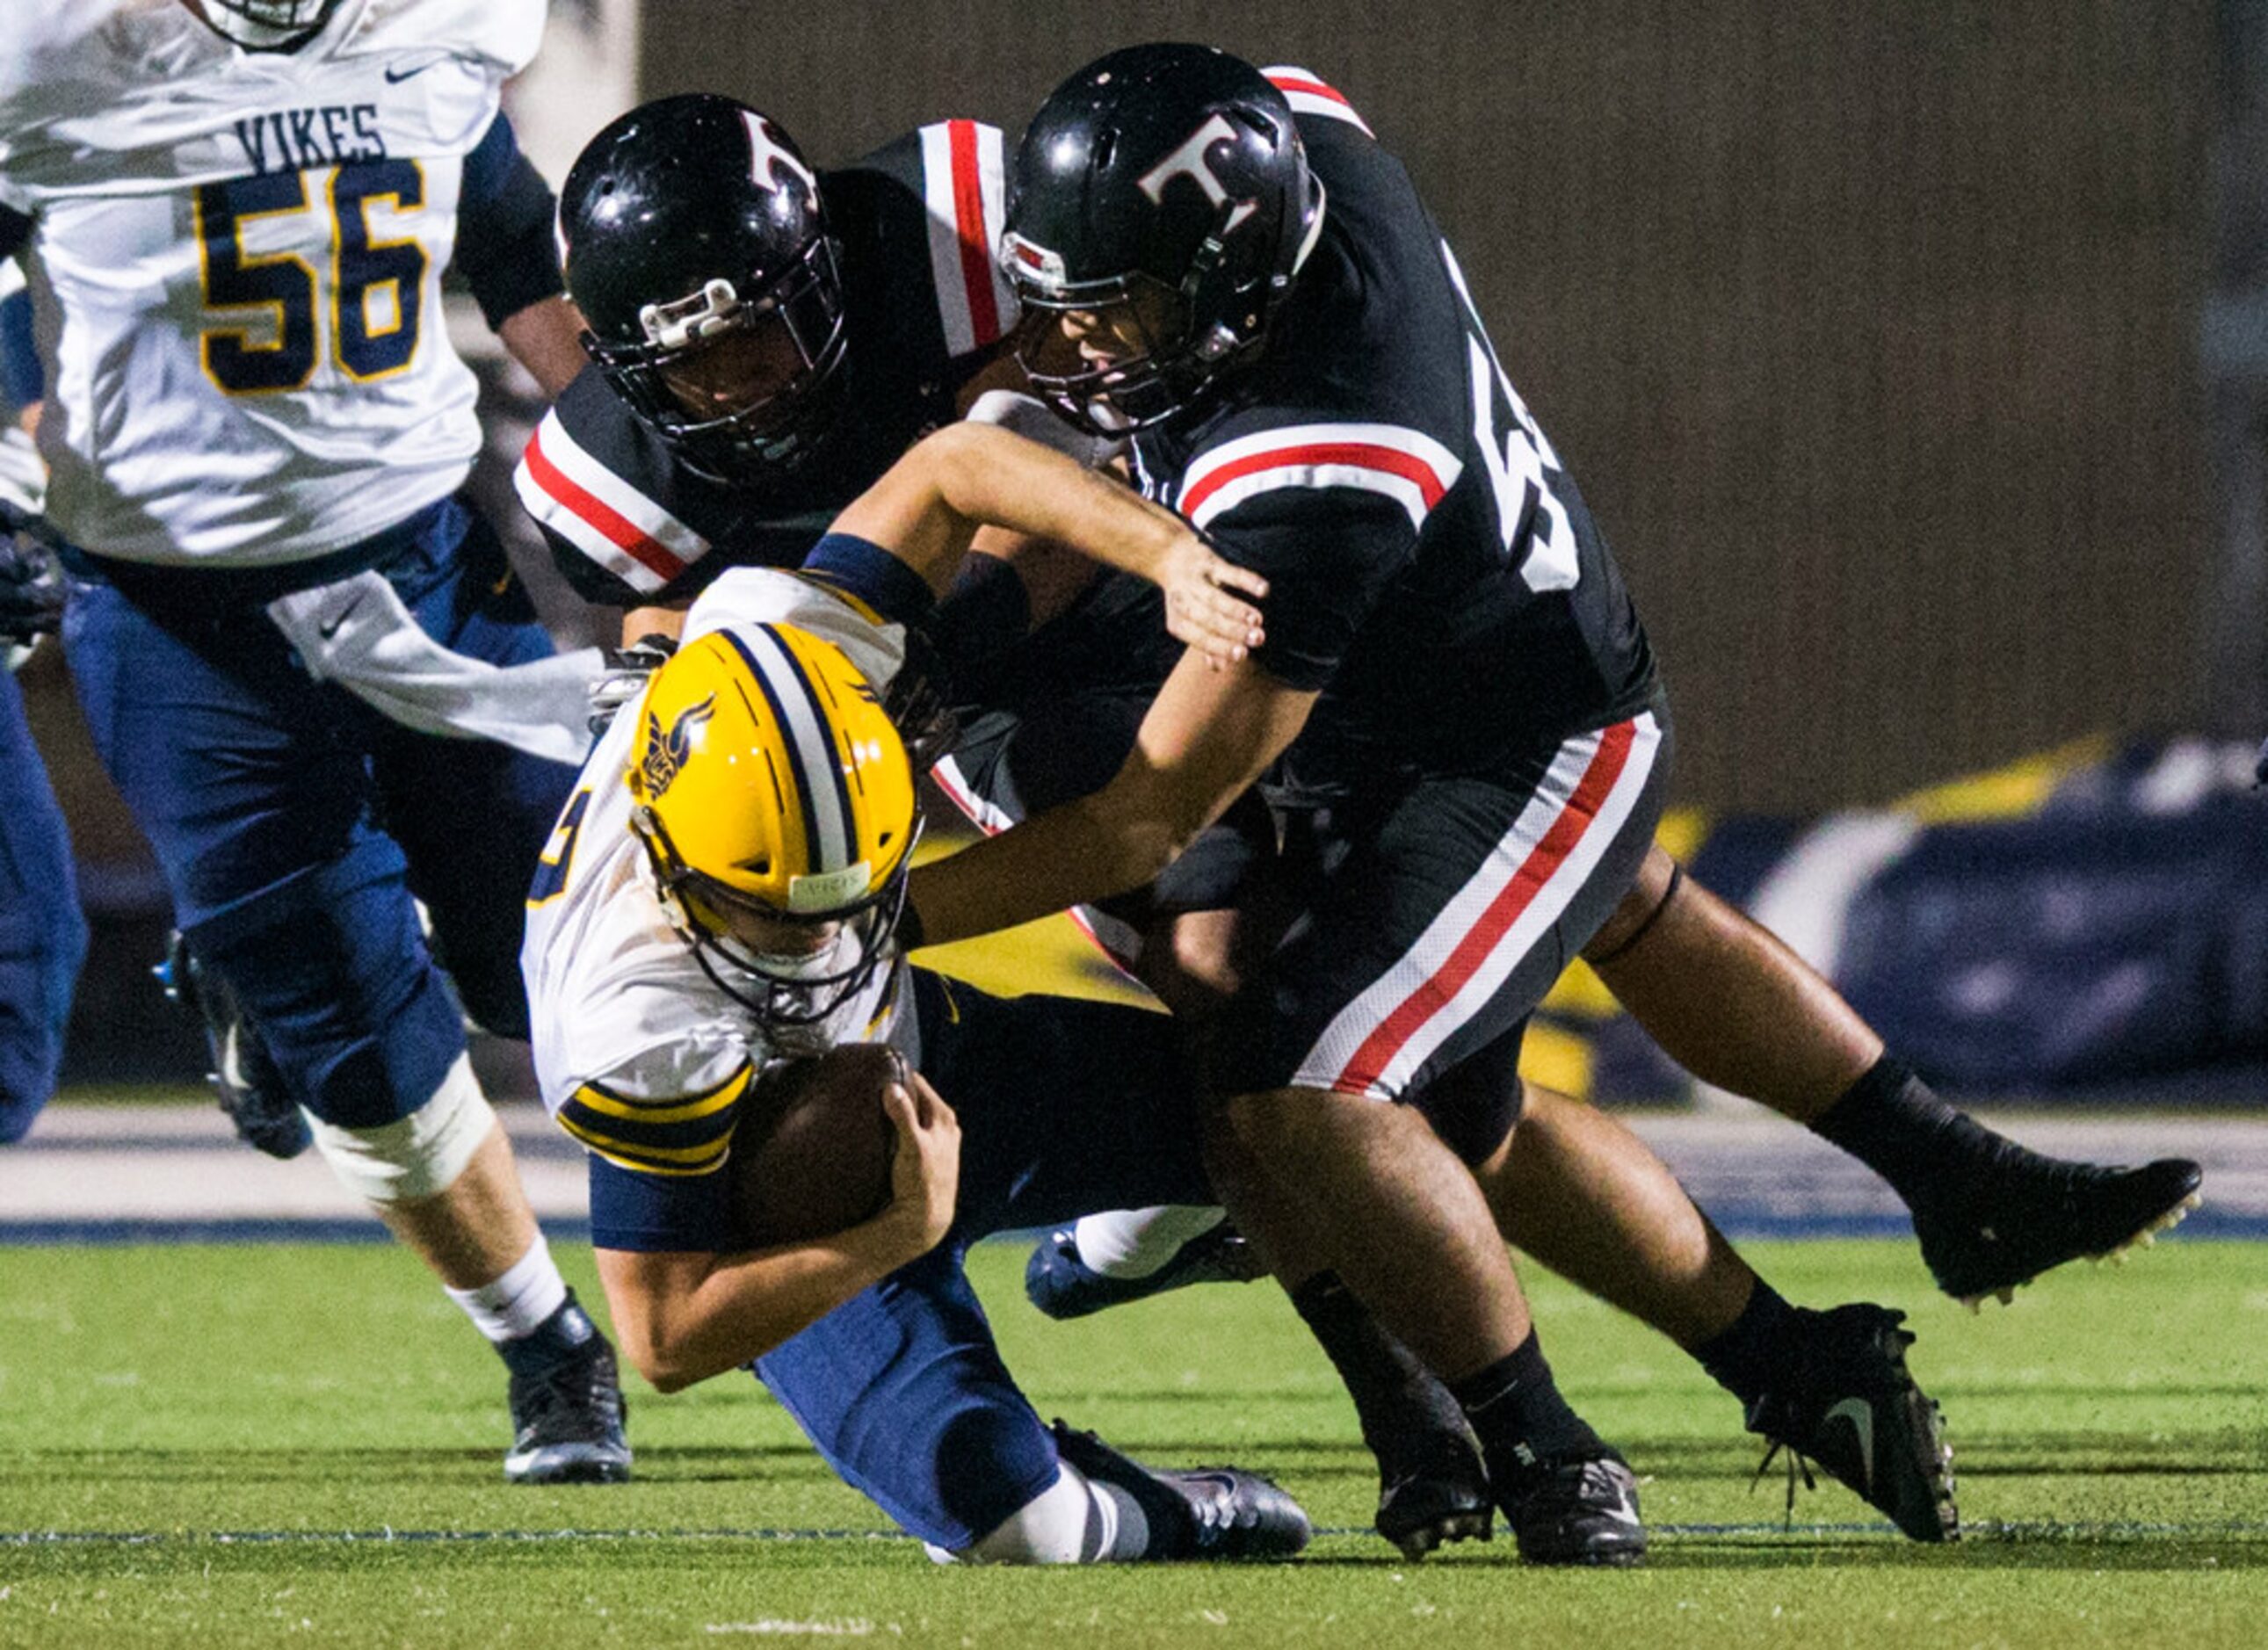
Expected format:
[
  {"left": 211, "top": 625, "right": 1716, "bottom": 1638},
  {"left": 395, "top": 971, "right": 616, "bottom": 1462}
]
[{"left": 18, "top": 0, "right": 2263, "bottom": 1091}]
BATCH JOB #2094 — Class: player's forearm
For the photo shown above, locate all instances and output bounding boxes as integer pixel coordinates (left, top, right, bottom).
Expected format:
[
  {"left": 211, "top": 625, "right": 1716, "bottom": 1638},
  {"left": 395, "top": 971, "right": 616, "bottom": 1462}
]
[
  {"left": 909, "top": 787, "right": 1186, "bottom": 950},
  {"left": 835, "top": 423, "right": 1185, "bottom": 598},
  {"left": 609, "top": 1223, "right": 921, "bottom": 1392},
  {"left": 498, "top": 295, "right": 591, "bottom": 400},
  {"left": 924, "top": 422, "right": 1185, "bottom": 583}
]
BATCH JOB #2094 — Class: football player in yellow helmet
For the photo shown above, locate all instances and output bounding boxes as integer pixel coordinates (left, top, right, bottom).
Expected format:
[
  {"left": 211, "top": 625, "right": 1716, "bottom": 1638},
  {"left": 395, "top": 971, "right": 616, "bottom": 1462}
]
[{"left": 626, "top": 623, "right": 919, "bottom": 1028}]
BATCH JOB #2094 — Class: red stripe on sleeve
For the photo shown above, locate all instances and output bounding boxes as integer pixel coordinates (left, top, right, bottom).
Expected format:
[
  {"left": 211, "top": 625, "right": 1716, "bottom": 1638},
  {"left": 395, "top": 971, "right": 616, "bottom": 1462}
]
[
  {"left": 523, "top": 430, "right": 685, "bottom": 584},
  {"left": 1332, "top": 719, "right": 1638, "bottom": 1096},
  {"left": 947, "top": 120, "right": 1002, "bottom": 348},
  {"left": 1179, "top": 440, "right": 1451, "bottom": 523},
  {"left": 1266, "top": 72, "right": 1353, "bottom": 107}
]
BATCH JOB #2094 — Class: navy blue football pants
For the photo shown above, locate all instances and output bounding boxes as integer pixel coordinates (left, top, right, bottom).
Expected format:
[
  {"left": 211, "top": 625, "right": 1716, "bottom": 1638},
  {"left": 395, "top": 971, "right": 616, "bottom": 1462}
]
[
  {"left": 62, "top": 498, "right": 576, "bottom": 1128},
  {"left": 0, "top": 665, "right": 85, "bottom": 1141}
]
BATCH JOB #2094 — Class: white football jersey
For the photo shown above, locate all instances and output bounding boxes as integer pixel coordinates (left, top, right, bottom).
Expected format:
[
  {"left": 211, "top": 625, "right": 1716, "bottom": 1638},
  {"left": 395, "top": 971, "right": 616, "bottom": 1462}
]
[
  {"left": 0, "top": 0, "right": 544, "bottom": 565},
  {"left": 521, "top": 568, "right": 911, "bottom": 1167}
]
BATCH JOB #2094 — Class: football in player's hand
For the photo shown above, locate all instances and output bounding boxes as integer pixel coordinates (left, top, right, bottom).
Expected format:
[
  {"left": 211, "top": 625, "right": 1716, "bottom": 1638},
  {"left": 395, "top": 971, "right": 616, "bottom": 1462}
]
[{"left": 729, "top": 1045, "right": 904, "bottom": 1248}]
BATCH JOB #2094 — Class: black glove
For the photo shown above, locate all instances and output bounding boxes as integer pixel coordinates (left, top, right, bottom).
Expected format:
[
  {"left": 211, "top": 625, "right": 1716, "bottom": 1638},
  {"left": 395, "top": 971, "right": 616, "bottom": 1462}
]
[
  {"left": 0, "top": 511, "right": 67, "bottom": 648},
  {"left": 886, "top": 622, "right": 961, "bottom": 771},
  {"left": 587, "top": 631, "right": 678, "bottom": 734}
]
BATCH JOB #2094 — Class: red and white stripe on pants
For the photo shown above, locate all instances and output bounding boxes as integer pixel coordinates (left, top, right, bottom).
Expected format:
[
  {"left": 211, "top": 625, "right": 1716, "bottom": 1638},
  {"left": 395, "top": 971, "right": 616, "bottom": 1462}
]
[{"left": 1293, "top": 711, "right": 1663, "bottom": 1101}]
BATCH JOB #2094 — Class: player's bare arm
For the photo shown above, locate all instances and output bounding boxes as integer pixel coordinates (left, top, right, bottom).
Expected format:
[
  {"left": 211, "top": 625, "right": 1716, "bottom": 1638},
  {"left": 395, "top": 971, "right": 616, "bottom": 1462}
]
[
  {"left": 595, "top": 1072, "right": 960, "bottom": 1393},
  {"left": 829, "top": 423, "right": 1268, "bottom": 668},
  {"left": 497, "top": 295, "right": 594, "bottom": 402},
  {"left": 909, "top": 648, "right": 1317, "bottom": 950}
]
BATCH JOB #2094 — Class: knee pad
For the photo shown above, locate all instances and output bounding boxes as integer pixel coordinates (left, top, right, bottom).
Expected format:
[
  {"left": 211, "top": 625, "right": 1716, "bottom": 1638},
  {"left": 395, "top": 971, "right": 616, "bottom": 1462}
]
[
  {"left": 187, "top": 834, "right": 466, "bottom": 1130},
  {"left": 928, "top": 1460, "right": 1116, "bottom": 1566},
  {"left": 306, "top": 1051, "right": 494, "bottom": 1204}
]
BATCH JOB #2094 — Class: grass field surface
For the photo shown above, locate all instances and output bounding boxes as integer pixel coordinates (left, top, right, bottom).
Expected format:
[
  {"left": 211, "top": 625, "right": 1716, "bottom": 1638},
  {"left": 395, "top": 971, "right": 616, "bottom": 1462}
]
[{"left": 1, "top": 1238, "right": 2262, "bottom": 1646}]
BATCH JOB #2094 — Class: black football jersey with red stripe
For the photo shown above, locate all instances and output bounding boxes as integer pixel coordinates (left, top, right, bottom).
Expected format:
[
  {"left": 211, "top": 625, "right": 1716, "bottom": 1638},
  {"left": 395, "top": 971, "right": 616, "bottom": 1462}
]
[
  {"left": 1132, "top": 67, "right": 1657, "bottom": 800},
  {"left": 514, "top": 120, "right": 1018, "bottom": 608}
]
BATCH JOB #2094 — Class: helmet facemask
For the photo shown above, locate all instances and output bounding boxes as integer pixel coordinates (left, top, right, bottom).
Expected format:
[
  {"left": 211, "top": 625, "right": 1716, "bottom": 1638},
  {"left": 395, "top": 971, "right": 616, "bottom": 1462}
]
[
  {"left": 1004, "top": 254, "right": 1227, "bottom": 436},
  {"left": 192, "top": 0, "right": 346, "bottom": 50},
  {"left": 583, "top": 235, "right": 850, "bottom": 484},
  {"left": 1004, "top": 175, "right": 1322, "bottom": 437},
  {"left": 633, "top": 801, "right": 919, "bottom": 1034}
]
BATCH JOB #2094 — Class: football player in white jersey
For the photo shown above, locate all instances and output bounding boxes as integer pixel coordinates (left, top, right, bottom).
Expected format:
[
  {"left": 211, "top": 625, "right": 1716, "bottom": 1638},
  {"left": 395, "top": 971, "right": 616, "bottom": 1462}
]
[
  {"left": 0, "top": 0, "right": 626, "bottom": 1481},
  {"left": 522, "top": 420, "right": 1316, "bottom": 1563}
]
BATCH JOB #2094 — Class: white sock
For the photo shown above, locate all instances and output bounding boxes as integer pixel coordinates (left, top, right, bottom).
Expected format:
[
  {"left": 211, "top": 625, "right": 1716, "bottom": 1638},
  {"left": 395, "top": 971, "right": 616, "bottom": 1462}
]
[
  {"left": 1073, "top": 1205, "right": 1227, "bottom": 1279},
  {"left": 925, "top": 1458, "right": 1151, "bottom": 1565},
  {"left": 443, "top": 1235, "right": 569, "bottom": 1345}
]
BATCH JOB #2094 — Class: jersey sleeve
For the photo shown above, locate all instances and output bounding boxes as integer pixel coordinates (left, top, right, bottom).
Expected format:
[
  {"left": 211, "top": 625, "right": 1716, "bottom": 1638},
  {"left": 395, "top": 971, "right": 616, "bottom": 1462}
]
[
  {"left": 554, "top": 1059, "right": 753, "bottom": 1183},
  {"left": 451, "top": 112, "right": 562, "bottom": 329},
  {"left": 1178, "top": 421, "right": 1466, "bottom": 690},
  {"left": 587, "top": 1149, "right": 737, "bottom": 1252},
  {"left": 514, "top": 371, "right": 722, "bottom": 605},
  {"left": 1259, "top": 65, "right": 1380, "bottom": 139},
  {"left": 848, "top": 122, "right": 1018, "bottom": 366}
]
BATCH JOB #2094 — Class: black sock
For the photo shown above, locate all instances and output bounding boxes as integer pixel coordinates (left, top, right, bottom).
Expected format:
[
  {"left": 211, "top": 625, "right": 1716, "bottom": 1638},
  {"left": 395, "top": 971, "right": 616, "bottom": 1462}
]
[
  {"left": 1809, "top": 1055, "right": 2014, "bottom": 1213},
  {"left": 1289, "top": 1273, "right": 1472, "bottom": 1476},
  {"left": 496, "top": 1291, "right": 598, "bottom": 1379},
  {"left": 1447, "top": 1329, "right": 1605, "bottom": 1477},
  {"left": 1690, "top": 1278, "right": 1798, "bottom": 1411}
]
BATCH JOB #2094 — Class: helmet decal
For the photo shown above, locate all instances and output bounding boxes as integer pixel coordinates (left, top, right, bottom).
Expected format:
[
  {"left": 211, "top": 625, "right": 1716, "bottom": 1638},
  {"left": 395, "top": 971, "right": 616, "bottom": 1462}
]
[
  {"left": 1136, "top": 114, "right": 1258, "bottom": 234},
  {"left": 622, "top": 625, "right": 918, "bottom": 1030},
  {"left": 741, "top": 111, "right": 821, "bottom": 211},
  {"left": 722, "top": 627, "right": 859, "bottom": 875},
  {"left": 639, "top": 694, "right": 715, "bottom": 800}
]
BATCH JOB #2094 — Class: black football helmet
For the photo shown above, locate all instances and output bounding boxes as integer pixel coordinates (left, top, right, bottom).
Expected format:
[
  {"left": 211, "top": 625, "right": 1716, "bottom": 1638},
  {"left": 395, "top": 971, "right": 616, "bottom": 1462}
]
[
  {"left": 1002, "top": 44, "right": 1324, "bottom": 435},
  {"left": 559, "top": 94, "right": 849, "bottom": 484},
  {"left": 192, "top": 0, "right": 346, "bottom": 51}
]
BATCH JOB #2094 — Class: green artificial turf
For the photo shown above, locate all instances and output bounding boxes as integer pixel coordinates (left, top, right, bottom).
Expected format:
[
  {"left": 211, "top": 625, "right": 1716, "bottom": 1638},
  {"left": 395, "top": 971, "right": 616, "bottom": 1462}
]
[{"left": 0, "top": 1239, "right": 2261, "bottom": 1646}]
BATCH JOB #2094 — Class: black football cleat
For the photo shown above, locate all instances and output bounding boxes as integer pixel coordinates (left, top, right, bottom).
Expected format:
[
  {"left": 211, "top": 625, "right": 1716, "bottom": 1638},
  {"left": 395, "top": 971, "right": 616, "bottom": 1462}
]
[
  {"left": 1743, "top": 1303, "right": 1957, "bottom": 1543},
  {"left": 1374, "top": 1425, "right": 1494, "bottom": 1560},
  {"left": 1049, "top": 1421, "right": 1311, "bottom": 1560},
  {"left": 156, "top": 930, "right": 309, "bottom": 1160},
  {"left": 1911, "top": 1151, "right": 2204, "bottom": 1308},
  {"left": 505, "top": 1329, "right": 633, "bottom": 1485},
  {"left": 1023, "top": 1219, "right": 1264, "bottom": 1321},
  {"left": 1497, "top": 1449, "right": 1648, "bottom": 1567}
]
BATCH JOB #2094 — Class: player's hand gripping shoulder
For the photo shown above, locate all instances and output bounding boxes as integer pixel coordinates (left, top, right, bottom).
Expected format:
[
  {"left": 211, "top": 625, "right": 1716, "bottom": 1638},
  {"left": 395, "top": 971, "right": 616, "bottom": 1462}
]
[
  {"left": 873, "top": 1066, "right": 961, "bottom": 1262},
  {"left": 1156, "top": 522, "right": 1269, "bottom": 670}
]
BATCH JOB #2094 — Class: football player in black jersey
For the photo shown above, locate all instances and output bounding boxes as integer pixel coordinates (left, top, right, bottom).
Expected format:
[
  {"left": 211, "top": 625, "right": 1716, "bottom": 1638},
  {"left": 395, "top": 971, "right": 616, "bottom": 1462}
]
[
  {"left": 516, "top": 93, "right": 1040, "bottom": 639},
  {"left": 907, "top": 43, "right": 2199, "bottom": 1560},
  {"left": 518, "top": 90, "right": 1522, "bottom": 1561}
]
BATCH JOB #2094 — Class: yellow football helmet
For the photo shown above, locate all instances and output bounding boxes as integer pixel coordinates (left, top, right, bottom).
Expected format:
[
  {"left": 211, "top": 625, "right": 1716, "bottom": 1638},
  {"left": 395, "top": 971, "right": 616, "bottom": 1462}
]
[{"left": 626, "top": 623, "right": 918, "bottom": 1025}]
